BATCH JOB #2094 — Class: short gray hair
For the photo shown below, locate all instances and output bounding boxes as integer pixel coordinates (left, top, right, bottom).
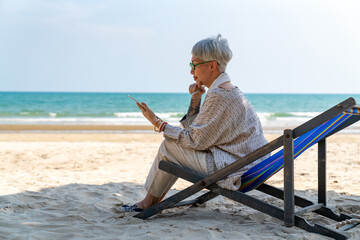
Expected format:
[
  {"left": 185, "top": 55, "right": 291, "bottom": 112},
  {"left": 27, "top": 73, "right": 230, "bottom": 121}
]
[{"left": 191, "top": 34, "right": 233, "bottom": 73}]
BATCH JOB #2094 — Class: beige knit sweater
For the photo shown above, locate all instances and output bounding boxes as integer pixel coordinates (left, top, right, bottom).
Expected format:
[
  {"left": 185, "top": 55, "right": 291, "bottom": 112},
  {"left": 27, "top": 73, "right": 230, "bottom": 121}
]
[{"left": 163, "top": 86, "right": 269, "bottom": 190}]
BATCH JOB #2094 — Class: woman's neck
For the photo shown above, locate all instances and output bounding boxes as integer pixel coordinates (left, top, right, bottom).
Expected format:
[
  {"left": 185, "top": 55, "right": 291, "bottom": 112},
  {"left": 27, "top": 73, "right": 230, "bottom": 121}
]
[{"left": 206, "top": 71, "right": 222, "bottom": 88}]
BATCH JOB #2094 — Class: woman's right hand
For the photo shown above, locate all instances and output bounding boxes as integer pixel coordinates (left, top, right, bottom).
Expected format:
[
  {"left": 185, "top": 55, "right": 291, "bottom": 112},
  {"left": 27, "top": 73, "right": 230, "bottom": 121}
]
[
  {"left": 188, "top": 83, "right": 205, "bottom": 96},
  {"left": 136, "top": 102, "right": 158, "bottom": 126}
]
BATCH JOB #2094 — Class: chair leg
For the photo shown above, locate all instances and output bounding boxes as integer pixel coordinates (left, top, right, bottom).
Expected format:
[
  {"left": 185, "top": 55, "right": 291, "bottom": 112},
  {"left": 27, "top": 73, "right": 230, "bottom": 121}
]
[
  {"left": 284, "top": 129, "right": 295, "bottom": 227},
  {"left": 318, "top": 139, "right": 327, "bottom": 205}
]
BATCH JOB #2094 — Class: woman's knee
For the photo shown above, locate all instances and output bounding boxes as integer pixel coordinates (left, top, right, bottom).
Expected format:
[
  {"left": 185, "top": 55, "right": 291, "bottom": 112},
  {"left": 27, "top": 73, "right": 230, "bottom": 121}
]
[
  {"left": 157, "top": 139, "right": 182, "bottom": 163},
  {"left": 159, "top": 139, "right": 176, "bottom": 154}
]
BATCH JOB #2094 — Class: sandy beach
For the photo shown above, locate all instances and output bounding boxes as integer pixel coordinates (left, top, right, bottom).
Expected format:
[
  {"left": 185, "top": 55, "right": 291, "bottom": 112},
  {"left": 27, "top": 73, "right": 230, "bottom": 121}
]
[{"left": 1, "top": 129, "right": 360, "bottom": 239}]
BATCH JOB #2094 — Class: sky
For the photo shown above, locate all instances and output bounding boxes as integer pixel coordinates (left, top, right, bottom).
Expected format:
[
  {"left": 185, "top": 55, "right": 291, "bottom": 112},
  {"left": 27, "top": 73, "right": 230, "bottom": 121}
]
[{"left": 0, "top": 0, "right": 359, "bottom": 93}]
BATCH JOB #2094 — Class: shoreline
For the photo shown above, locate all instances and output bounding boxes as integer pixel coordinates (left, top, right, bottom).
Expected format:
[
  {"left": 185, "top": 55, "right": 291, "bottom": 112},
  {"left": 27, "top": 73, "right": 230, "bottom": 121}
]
[
  {"left": 0, "top": 124, "right": 154, "bottom": 132},
  {"left": 1, "top": 124, "right": 360, "bottom": 135},
  {"left": 1, "top": 130, "right": 360, "bottom": 144}
]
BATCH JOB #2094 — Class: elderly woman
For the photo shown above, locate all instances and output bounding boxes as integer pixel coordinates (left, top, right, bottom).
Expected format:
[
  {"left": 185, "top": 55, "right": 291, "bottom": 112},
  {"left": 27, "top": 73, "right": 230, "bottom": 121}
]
[{"left": 120, "top": 34, "right": 268, "bottom": 212}]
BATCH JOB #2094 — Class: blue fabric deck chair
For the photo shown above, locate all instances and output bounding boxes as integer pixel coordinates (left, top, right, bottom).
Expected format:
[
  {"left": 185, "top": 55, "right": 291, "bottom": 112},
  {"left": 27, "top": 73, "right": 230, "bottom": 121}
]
[{"left": 134, "top": 97, "right": 360, "bottom": 240}]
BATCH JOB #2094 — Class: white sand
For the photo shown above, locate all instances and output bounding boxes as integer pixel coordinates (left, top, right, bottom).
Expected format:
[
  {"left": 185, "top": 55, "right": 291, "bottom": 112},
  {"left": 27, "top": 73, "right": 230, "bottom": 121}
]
[{"left": 0, "top": 133, "right": 359, "bottom": 239}]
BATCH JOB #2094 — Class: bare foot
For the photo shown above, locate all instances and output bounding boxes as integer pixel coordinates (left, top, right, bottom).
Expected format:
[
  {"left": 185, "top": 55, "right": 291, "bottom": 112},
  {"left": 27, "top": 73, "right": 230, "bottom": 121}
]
[{"left": 136, "top": 193, "right": 161, "bottom": 209}]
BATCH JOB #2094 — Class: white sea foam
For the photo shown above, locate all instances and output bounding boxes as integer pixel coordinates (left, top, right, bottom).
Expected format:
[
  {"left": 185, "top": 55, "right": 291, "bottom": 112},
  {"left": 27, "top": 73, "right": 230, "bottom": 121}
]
[
  {"left": 291, "top": 112, "right": 319, "bottom": 117},
  {"left": 113, "top": 112, "right": 183, "bottom": 119},
  {"left": 113, "top": 112, "right": 144, "bottom": 118},
  {"left": 257, "top": 112, "right": 321, "bottom": 120},
  {"left": 0, "top": 117, "right": 181, "bottom": 126},
  {"left": 1, "top": 111, "right": 360, "bottom": 133}
]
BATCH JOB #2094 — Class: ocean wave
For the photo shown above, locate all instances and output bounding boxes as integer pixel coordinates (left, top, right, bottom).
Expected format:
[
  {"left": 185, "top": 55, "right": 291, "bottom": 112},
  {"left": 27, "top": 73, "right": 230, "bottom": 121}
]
[
  {"left": 1, "top": 111, "right": 359, "bottom": 129},
  {"left": 0, "top": 117, "right": 181, "bottom": 126},
  {"left": 0, "top": 111, "right": 187, "bottom": 119},
  {"left": 113, "top": 112, "right": 185, "bottom": 119},
  {"left": 113, "top": 112, "right": 144, "bottom": 118},
  {"left": 257, "top": 112, "right": 320, "bottom": 120},
  {"left": 1, "top": 115, "right": 360, "bottom": 132},
  {"left": 0, "top": 110, "right": 322, "bottom": 120},
  {"left": 0, "top": 112, "right": 324, "bottom": 125}
]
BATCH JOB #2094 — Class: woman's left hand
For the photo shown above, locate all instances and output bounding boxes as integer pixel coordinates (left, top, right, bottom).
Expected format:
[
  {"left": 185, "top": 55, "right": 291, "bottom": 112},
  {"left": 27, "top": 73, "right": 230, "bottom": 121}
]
[{"left": 136, "top": 102, "right": 158, "bottom": 125}]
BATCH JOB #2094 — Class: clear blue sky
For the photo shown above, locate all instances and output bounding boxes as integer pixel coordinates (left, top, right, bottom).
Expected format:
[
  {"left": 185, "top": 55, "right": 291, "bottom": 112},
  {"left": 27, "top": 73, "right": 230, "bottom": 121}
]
[{"left": 1, "top": 0, "right": 359, "bottom": 93}]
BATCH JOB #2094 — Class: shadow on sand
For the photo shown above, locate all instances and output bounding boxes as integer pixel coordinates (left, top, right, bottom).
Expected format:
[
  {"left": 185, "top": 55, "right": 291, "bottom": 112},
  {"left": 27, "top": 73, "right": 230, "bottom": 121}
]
[{"left": 0, "top": 182, "right": 359, "bottom": 239}]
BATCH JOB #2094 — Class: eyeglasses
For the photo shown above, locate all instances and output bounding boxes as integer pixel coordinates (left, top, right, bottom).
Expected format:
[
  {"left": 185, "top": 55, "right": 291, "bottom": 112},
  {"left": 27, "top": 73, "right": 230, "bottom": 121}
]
[{"left": 189, "top": 61, "right": 213, "bottom": 71}]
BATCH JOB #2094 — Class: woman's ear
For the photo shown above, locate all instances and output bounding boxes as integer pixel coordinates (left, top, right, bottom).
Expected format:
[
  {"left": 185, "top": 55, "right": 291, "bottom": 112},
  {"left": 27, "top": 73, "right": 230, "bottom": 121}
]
[{"left": 210, "top": 61, "right": 218, "bottom": 71}]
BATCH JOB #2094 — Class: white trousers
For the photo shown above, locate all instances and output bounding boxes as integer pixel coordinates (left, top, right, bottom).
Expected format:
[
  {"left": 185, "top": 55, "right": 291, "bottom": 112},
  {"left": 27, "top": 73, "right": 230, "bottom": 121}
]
[{"left": 144, "top": 139, "right": 208, "bottom": 198}]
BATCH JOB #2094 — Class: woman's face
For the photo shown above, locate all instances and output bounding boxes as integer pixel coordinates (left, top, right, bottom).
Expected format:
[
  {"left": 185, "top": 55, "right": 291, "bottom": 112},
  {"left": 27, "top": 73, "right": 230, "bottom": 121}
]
[{"left": 190, "top": 56, "right": 213, "bottom": 88}]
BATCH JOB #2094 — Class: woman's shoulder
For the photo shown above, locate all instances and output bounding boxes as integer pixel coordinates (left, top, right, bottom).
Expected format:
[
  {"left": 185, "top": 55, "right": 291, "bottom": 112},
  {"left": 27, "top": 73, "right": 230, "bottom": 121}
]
[
  {"left": 206, "top": 87, "right": 253, "bottom": 111},
  {"left": 208, "top": 86, "right": 243, "bottom": 99}
]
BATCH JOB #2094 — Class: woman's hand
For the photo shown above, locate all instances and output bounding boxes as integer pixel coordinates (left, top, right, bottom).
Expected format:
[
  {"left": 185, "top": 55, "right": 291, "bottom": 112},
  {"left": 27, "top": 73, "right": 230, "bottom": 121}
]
[
  {"left": 136, "top": 102, "right": 158, "bottom": 125},
  {"left": 188, "top": 83, "right": 205, "bottom": 96}
]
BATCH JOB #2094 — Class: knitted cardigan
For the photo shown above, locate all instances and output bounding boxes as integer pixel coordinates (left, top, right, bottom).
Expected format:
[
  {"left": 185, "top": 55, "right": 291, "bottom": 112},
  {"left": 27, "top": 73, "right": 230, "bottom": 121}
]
[{"left": 163, "top": 86, "right": 268, "bottom": 190}]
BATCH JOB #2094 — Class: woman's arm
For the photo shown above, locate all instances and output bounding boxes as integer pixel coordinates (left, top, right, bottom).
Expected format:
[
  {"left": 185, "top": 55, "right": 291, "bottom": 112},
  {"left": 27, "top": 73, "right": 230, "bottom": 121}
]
[
  {"left": 187, "top": 95, "right": 202, "bottom": 117},
  {"left": 187, "top": 83, "right": 205, "bottom": 117},
  {"left": 136, "top": 84, "right": 205, "bottom": 133},
  {"left": 164, "top": 92, "right": 232, "bottom": 150}
]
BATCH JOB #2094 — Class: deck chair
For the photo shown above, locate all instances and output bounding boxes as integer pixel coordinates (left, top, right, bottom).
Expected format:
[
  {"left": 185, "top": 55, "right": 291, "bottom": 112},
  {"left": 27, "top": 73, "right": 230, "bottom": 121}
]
[{"left": 134, "top": 97, "right": 360, "bottom": 240}]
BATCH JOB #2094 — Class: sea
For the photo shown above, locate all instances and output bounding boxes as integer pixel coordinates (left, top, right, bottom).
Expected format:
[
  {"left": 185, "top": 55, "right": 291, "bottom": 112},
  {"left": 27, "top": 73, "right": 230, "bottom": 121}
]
[{"left": 0, "top": 92, "right": 359, "bottom": 132}]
